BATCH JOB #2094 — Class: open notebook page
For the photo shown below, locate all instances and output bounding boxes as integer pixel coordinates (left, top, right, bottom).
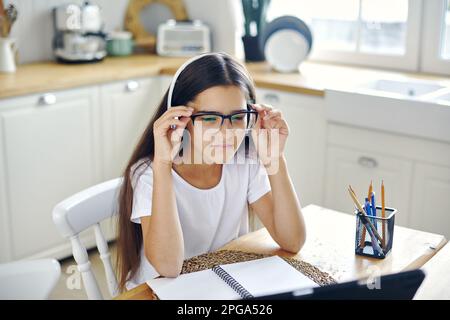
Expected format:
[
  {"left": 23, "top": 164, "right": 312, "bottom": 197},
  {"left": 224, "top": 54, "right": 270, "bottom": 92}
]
[
  {"left": 146, "top": 256, "right": 318, "bottom": 300},
  {"left": 221, "top": 256, "right": 318, "bottom": 297}
]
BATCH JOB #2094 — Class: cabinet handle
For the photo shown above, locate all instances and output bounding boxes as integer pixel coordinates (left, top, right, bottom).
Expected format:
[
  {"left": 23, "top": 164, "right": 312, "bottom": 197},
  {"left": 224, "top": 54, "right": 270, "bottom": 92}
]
[
  {"left": 38, "top": 93, "right": 56, "bottom": 106},
  {"left": 358, "top": 156, "right": 378, "bottom": 168},
  {"left": 263, "top": 93, "right": 280, "bottom": 104},
  {"left": 125, "top": 80, "right": 140, "bottom": 92}
]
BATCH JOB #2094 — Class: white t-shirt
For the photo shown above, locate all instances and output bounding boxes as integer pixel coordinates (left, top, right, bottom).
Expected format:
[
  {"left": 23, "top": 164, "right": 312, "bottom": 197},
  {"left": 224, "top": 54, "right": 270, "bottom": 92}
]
[{"left": 126, "top": 156, "right": 271, "bottom": 290}]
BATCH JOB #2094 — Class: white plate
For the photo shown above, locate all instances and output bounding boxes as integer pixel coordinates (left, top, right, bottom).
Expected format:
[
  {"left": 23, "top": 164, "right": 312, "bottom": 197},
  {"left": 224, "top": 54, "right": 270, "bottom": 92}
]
[{"left": 264, "top": 29, "right": 309, "bottom": 73}]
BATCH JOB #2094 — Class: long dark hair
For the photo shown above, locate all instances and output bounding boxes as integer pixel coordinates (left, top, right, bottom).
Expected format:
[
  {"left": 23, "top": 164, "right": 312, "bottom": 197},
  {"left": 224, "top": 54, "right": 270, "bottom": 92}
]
[{"left": 116, "top": 52, "right": 256, "bottom": 291}]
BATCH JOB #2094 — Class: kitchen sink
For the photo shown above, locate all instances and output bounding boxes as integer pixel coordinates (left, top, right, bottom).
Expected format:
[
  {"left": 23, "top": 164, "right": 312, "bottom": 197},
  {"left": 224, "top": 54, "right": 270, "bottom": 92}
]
[
  {"left": 356, "top": 79, "right": 446, "bottom": 99},
  {"left": 325, "top": 79, "right": 450, "bottom": 143}
]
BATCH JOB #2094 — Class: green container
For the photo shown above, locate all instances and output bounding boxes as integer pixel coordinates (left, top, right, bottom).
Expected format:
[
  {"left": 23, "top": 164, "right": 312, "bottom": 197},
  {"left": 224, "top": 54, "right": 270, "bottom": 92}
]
[{"left": 107, "top": 31, "right": 134, "bottom": 56}]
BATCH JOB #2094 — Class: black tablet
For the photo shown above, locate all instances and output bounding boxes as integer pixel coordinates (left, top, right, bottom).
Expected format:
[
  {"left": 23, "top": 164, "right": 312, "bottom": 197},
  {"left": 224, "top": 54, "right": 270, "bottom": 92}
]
[{"left": 251, "top": 269, "right": 425, "bottom": 300}]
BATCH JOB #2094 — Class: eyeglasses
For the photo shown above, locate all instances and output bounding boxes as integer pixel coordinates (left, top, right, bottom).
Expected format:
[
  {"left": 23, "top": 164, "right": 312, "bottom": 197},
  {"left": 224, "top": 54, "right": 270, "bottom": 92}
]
[{"left": 190, "top": 104, "right": 258, "bottom": 131}]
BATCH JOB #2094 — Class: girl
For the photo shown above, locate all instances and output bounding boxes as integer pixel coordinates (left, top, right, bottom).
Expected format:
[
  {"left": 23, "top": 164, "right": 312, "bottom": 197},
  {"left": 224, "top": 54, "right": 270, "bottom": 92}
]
[{"left": 116, "top": 52, "right": 306, "bottom": 291}]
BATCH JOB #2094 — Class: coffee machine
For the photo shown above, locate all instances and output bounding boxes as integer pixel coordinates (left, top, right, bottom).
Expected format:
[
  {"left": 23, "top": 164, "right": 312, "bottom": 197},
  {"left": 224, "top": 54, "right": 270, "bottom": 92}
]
[{"left": 52, "top": 1, "right": 107, "bottom": 63}]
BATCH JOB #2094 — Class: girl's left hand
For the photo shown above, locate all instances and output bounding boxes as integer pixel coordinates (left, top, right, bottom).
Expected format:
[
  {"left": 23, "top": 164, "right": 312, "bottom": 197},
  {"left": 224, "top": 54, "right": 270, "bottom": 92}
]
[{"left": 250, "top": 103, "right": 290, "bottom": 162}]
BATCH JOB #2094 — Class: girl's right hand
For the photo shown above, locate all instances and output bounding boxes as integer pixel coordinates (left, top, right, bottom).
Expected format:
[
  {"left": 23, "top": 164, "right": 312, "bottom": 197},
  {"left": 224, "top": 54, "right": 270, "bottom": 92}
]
[{"left": 153, "top": 106, "right": 193, "bottom": 165}]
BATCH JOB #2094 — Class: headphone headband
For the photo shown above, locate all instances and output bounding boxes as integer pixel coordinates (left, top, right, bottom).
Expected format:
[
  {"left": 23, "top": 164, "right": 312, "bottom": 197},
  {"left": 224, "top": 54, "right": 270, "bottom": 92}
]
[{"left": 167, "top": 52, "right": 215, "bottom": 109}]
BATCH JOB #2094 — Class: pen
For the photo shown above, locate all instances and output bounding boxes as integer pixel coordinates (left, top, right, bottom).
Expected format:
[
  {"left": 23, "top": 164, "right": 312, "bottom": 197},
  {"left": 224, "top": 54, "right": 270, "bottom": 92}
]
[
  {"left": 362, "top": 197, "right": 383, "bottom": 256},
  {"left": 365, "top": 197, "right": 373, "bottom": 231},
  {"left": 371, "top": 191, "right": 377, "bottom": 231},
  {"left": 364, "top": 197, "right": 383, "bottom": 256},
  {"left": 381, "top": 180, "right": 386, "bottom": 248}
]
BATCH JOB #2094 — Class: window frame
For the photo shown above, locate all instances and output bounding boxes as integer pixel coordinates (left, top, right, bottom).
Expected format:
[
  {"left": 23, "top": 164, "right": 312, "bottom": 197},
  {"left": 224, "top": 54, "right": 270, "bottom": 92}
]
[{"left": 420, "top": 0, "right": 450, "bottom": 75}]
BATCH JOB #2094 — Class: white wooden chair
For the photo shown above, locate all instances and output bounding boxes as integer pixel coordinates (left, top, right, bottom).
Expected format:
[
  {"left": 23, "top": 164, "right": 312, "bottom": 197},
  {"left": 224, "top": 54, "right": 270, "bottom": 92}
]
[
  {"left": 52, "top": 178, "right": 122, "bottom": 300},
  {"left": 0, "top": 259, "right": 61, "bottom": 299}
]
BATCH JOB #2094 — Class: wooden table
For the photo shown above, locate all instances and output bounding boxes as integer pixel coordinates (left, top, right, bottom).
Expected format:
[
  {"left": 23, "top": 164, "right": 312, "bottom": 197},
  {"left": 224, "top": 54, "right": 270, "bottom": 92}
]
[
  {"left": 414, "top": 243, "right": 450, "bottom": 299},
  {"left": 115, "top": 205, "right": 447, "bottom": 300}
]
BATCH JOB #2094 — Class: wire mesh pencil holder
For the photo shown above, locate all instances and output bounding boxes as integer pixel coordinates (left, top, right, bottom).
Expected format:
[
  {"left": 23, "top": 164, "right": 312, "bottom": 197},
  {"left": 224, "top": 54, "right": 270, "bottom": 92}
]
[{"left": 355, "top": 206, "right": 397, "bottom": 259}]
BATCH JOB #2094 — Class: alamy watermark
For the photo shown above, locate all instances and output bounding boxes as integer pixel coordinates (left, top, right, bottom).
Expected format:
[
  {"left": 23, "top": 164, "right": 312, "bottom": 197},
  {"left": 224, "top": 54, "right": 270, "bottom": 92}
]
[{"left": 168, "top": 124, "right": 282, "bottom": 175}]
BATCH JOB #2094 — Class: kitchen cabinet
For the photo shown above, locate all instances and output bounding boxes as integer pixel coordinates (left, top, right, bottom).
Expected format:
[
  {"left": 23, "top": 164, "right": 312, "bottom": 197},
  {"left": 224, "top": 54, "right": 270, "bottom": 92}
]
[
  {"left": 256, "top": 88, "right": 326, "bottom": 207},
  {"left": 100, "top": 77, "right": 161, "bottom": 179},
  {"left": 410, "top": 164, "right": 450, "bottom": 238},
  {"left": 324, "top": 146, "right": 413, "bottom": 227},
  {"left": 0, "top": 87, "right": 103, "bottom": 261},
  {"left": 324, "top": 123, "right": 450, "bottom": 235},
  {"left": 159, "top": 75, "right": 173, "bottom": 95},
  {"left": 0, "top": 77, "right": 164, "bottom": 262}
]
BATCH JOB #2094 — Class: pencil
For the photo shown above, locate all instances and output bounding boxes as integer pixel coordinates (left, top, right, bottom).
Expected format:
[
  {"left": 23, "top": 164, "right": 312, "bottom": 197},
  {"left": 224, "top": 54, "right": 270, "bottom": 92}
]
[
  {"left": 381, "top": 180, "right": 386, "bottom": 248},
  {"left": 360, "top": 181, "right": 373, "bottom": 248},
  {"left": 348, "top": 186, "right": 384, "bottom": 247}
]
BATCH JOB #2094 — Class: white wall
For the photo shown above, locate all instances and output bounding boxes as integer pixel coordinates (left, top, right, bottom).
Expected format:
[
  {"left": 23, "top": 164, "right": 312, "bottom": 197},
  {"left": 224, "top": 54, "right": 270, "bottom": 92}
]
[{"left": 4, "top": 0, "right": 245, "bottom": 64}]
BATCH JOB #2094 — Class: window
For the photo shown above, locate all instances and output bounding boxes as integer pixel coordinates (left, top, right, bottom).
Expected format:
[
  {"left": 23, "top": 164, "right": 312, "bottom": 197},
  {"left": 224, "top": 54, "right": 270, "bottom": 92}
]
[
  {"left": 268, "top": 0, "right": 409, "bottom": 55},
  {"left": 266, "top": 0, "right": 421, "bottom": 71},
  {"left": 421, "top": 0, "right": 450, "bottom": 75},
  {"left": 359, "top": 0, "right": 408, "bottom": 55}
]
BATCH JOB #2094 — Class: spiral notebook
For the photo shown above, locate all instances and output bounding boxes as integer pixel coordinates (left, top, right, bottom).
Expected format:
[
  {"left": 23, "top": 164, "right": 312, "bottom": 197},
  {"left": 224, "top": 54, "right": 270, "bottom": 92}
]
[{"left": 146, "top": 256, "right": 318, "bottom": 299}]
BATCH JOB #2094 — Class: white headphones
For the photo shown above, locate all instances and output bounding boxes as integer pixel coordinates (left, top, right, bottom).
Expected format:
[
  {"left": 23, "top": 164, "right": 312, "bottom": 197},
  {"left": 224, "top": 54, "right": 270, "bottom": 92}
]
[{"left": 167, "top": 52, "right": 216, "bottom": 110}]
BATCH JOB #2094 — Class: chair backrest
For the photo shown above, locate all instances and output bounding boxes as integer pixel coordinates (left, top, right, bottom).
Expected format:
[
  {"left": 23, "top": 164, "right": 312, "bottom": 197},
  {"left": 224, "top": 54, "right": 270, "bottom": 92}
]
[
  {"left": 53, "top": 178, "right": 123, "bottom": 299},
  {"left": 0, "top": 259, "right": 61, "bottom": 299}
]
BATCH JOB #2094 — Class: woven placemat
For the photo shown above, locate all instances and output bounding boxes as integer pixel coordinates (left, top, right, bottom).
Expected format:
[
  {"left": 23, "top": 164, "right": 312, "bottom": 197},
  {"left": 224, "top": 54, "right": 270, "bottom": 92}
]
[{"left": 149, "top": 249, "right": 336, "bottom": 299}]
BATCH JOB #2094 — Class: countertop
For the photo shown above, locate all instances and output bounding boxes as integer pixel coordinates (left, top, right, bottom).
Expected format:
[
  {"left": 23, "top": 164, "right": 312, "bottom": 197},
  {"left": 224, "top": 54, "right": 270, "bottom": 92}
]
[{"left": 1, "top": 54, "right": 450, "bottom": 100}]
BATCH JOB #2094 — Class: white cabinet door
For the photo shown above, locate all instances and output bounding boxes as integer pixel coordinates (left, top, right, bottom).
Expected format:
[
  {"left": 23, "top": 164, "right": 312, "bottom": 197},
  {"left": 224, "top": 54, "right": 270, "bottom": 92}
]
[
  {"left": 256, "top": 88, "right": 326, "bottom": 207},
  {"left": 410, "top": 163, "right": 450, "bottom": 238},
  {"left": 101, "top": 78, "right": 161, "bottom": 179},
  {"left": 324, "top": 146, "right": 413, "bottom": 227},
  {"left": 0, "top": 87, "right": 102, "bottom": 261},
  {"left": 159, "top": 75, "right": 173, "bottom": 95}
]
